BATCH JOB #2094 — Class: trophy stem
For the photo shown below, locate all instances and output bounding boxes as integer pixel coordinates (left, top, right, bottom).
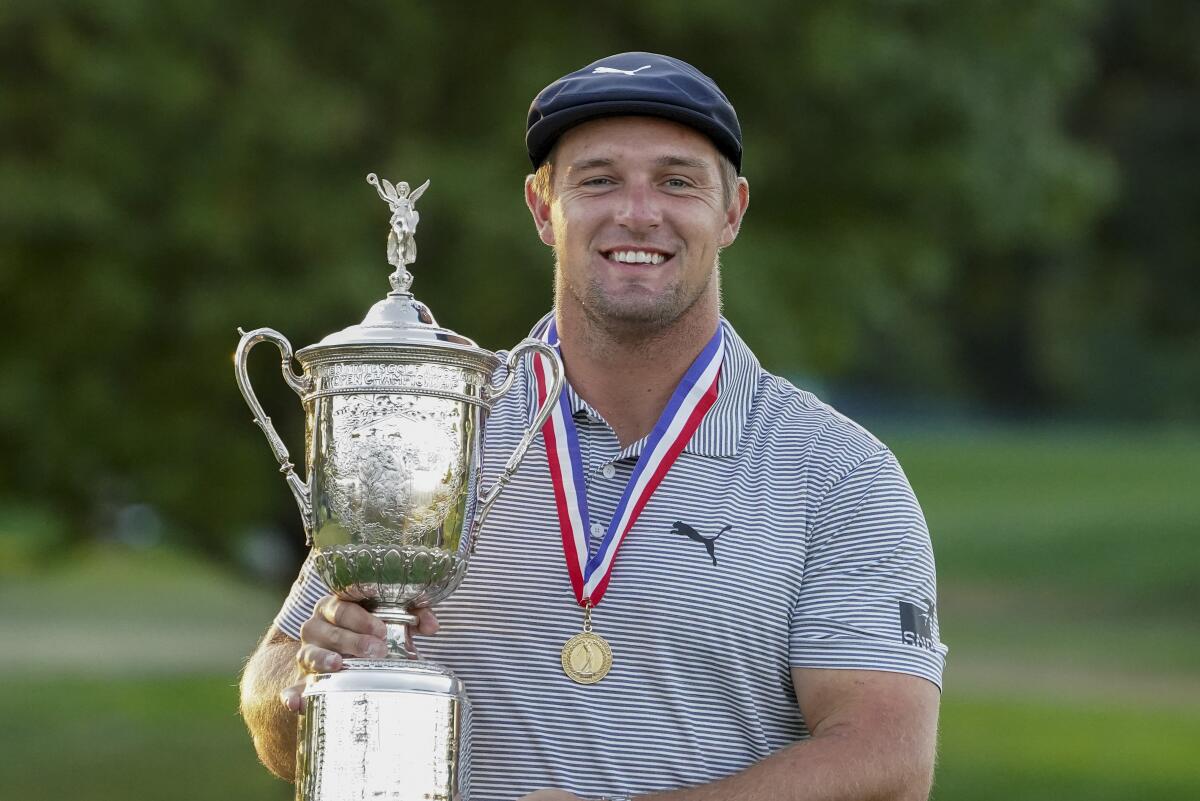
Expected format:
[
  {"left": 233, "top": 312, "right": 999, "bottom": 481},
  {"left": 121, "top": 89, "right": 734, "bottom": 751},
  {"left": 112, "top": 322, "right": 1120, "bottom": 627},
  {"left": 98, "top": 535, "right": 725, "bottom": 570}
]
[{"left": 374, "top": 606, "right": 420, "bottom": 660}]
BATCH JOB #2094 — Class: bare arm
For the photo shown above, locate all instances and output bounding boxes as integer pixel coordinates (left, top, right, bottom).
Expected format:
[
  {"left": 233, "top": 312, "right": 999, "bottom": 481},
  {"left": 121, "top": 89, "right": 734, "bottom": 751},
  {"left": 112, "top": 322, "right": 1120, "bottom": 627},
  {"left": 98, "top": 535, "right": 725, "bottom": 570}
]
[
  {"left": 638, "top": 668, "right": 938, "bottom": 801},
  {"left": 522, "top": 667, "right": 939, "bottom": 801},
  {"left": 239, "top": 626, "right": 304, "bottom": 780}
]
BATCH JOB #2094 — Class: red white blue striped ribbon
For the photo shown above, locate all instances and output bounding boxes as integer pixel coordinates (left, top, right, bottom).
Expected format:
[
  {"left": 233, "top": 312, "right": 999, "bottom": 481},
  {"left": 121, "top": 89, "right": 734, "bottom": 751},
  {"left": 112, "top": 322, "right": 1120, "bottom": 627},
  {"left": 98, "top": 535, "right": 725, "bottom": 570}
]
[{"left": 532, "top": 319, "right": 724, "bottom": 608}]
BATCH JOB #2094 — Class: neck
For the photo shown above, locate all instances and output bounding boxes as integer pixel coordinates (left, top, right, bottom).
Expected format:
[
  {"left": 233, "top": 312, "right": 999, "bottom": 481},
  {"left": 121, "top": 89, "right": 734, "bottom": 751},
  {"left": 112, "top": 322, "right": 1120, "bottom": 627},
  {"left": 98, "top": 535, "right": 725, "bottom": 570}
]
[{"left": 555, "top": 298, "right": 719, "bottom": 449}]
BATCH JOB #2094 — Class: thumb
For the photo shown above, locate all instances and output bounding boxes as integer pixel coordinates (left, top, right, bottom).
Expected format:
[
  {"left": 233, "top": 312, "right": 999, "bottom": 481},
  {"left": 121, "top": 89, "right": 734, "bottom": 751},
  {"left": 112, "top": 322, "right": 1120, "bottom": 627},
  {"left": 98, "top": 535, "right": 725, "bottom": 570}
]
[
  {"left": 280, "top": 682, "right": 305, "bottom": 714},
  {"left": 413, "top": 606, "right": 440, "bottom": 636}
]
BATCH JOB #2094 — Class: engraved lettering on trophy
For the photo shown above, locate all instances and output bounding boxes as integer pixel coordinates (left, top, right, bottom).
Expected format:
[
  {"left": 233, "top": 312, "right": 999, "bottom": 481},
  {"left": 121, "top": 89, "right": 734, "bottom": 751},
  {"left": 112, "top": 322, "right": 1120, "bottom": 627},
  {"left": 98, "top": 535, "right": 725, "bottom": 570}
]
[{"left": 321, "top": 362, "right": 473, "bottom": 395}]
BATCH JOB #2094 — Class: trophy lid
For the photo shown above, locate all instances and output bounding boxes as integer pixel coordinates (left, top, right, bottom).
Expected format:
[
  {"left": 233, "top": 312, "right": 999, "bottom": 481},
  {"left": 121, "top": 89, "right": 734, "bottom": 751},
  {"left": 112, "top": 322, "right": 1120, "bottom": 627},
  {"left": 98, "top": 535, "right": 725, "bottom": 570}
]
[
  {"left": 300, "top": 175, "right": 480, "bottom": 353},
  {"left": 309, "top": 291, "right": 479, "bottom": 349}
]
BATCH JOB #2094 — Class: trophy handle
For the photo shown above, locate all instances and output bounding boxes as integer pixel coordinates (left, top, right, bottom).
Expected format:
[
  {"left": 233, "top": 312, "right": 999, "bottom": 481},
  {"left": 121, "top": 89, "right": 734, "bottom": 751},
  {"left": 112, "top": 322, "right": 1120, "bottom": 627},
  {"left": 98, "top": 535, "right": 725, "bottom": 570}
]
[
  {"left": 470, "top": 338, "right": 564, "bottom": 553},
  {"left": 234, "top": 327, "right": 316, "bottom": 543}
]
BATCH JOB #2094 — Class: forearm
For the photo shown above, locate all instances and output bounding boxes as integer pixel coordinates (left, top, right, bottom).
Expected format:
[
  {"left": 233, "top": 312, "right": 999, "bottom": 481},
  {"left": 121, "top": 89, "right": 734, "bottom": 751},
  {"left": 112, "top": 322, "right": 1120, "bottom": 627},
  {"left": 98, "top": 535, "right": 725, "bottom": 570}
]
[
  {"left": 239, "top": 627, "right": 303, "bottom": 781},
  {"left": 637, "top": 725, "right": 934, "bottom": 801}
]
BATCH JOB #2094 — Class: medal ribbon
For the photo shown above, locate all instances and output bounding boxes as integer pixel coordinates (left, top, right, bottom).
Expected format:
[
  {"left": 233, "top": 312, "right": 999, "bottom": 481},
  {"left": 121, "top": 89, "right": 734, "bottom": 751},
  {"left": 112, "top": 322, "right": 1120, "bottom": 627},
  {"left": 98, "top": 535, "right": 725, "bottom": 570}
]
[{"left": 532, "top": 319, "right": 724, "bottom": 608}]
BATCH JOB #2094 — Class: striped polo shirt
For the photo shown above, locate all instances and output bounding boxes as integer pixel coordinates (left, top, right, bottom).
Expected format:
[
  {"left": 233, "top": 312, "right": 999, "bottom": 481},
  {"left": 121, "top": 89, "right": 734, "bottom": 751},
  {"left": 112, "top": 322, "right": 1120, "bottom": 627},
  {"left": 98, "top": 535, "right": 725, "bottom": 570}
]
[{"left": 275, "top": 315, "right": 947, "bottom": 801}]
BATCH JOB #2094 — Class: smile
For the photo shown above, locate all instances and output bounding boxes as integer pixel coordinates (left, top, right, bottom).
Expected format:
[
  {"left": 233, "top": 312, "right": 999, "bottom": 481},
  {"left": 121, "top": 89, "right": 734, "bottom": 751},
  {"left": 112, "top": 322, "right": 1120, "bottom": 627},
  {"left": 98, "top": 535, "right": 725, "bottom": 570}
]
[{"left": 602, "top": 249, "right": 673, "bottom": 265}]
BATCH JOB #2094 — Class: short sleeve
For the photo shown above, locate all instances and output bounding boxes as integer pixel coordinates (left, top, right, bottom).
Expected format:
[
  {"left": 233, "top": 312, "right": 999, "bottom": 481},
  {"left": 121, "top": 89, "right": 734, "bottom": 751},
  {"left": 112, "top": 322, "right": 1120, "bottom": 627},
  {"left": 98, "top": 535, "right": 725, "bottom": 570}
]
[
  {"left": 273, "top": 552, "right": 333, "bottom": 640},
  {"left": 790, "top": 448, "right": 948, "bottom": 689}
]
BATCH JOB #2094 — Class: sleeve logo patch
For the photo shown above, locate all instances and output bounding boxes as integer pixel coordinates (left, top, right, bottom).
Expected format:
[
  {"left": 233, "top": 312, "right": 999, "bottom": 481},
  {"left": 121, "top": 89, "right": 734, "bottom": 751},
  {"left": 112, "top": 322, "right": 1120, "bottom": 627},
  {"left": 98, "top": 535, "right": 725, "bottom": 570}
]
[{"left": 899, "top": 600, "right": 938, "bottom": 651}]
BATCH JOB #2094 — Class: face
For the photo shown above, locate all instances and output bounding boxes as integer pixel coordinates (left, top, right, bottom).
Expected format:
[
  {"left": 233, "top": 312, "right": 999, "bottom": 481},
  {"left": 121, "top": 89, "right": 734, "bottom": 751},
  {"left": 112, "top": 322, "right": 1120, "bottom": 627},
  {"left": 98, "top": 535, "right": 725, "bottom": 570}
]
[{"left": 526, "top": 116, "right": 748, "bottom": 333}]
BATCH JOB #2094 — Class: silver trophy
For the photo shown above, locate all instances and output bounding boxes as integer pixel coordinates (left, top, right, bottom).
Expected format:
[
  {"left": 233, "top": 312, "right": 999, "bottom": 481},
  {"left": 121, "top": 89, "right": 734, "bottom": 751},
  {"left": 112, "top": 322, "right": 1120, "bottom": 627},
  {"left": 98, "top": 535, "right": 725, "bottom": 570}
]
[{"left": 234, "top": 175, "right": 564, "bottom": 801}]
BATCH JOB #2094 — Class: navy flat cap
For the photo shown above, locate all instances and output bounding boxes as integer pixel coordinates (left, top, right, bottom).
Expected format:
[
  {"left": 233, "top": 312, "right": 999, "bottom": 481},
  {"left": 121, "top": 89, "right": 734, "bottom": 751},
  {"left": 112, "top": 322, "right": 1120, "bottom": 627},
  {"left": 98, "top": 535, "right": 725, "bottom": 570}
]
[{"left": 526, "top": 52, "right": 742, "bottom": 172}]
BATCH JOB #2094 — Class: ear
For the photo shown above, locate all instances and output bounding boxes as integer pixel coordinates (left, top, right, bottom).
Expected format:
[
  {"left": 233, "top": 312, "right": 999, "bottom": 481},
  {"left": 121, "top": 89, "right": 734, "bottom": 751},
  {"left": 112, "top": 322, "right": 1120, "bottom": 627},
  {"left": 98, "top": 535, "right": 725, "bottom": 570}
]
[
  {"left": 524, "top": 176, "right": 556, "bottom": 247},
  {"left": 718, "top": 177, "right": 750, "bottom": 248}
]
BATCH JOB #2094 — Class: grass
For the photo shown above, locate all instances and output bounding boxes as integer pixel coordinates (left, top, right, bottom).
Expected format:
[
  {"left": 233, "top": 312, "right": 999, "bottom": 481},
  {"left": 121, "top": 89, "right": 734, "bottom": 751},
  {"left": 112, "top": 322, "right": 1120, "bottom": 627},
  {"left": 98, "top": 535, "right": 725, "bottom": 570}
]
[
  {"left": 935, "top": 694, "right": 1200, "bottom": 800},
  {"left": 0, "top": 675, "right": 290, "bottom": 801},
  {"left": 3, "top": 424, "right": 1198, "bottom": 800},
  {"left": 0, "top": 543, "right": 283, "bottom": 675},
  {"left": 885, "top": 425, "right": 1200, "bottom": 614}
]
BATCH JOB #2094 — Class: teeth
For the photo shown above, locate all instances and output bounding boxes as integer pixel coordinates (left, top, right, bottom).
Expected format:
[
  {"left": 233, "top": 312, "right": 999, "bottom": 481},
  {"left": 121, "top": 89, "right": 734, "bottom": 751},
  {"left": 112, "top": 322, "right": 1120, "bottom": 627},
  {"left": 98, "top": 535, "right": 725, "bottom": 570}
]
[{"left": 609, "top": 250, "right": 666, "bottom": 265}]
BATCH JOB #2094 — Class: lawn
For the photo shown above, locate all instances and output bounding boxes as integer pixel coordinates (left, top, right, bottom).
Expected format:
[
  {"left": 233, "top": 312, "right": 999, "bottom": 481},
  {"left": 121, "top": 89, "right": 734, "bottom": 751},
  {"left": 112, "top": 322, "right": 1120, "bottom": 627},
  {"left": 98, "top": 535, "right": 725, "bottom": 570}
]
[
  {"left": 3, "top": 425, "right": 1198, "bottom": 800},
  {"left": 888, "top": 425, "right": 1200, "bottom": 614},
  {"left": 0, "top": 676, "right": 291, "bottom": 801},
  {"left": 934, "top": 694, "right": 1200, "bottom": 800}
]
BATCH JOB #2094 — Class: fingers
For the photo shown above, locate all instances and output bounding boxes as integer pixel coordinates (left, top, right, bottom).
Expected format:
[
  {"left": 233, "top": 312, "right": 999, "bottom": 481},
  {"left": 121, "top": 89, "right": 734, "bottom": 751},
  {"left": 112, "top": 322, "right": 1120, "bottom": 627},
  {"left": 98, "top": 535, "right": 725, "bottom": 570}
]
[
  {"left": 284, "top": 598, "right": 443, "bottom": 713},
  {"left": 299, "top": 615, "right": 387, "bottom": 660},
  {"left": 316, "top": 595, "right": 387, "bottom": 639},
  {"left": 297, "top": 595, "right": 387, "bottom": 668},
  {"left": 296, "top": 642, "right": 345, "bottom": 675},
  {"left": 413, "top": 606, "right": 440, "bottom": 636},
  {"left": 297, "top": 595, "right": 440, "bottom": 664}
]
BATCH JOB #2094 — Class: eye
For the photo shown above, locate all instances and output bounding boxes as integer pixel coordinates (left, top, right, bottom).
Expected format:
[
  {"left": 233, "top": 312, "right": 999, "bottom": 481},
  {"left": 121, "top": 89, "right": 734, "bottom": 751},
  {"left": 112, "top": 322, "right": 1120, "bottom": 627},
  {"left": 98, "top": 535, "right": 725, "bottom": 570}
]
[
  {"left": 664, "top": 177, "right": 693, "bottom": 189},
  {"left": 582, "top": 176, "right": 615, "bottom": 187}
]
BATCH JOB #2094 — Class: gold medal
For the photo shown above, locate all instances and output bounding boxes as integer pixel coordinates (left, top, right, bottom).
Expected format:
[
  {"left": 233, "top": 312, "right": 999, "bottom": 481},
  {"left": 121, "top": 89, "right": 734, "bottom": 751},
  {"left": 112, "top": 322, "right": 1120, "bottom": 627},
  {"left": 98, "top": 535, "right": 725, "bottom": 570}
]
[
  {"left": 562, "top": 631, "right": 612, "bottom": 684},
  {"left": 561, "top": 604, "right": 612, "bottom": 684}
]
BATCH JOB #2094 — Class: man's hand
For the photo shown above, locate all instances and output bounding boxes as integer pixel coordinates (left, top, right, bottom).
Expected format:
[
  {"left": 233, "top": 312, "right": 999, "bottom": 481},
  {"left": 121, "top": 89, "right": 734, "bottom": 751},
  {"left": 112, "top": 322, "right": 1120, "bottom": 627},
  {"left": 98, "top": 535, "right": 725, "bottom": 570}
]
[{"left": 279, "top": 594, "right": 441, "bottom": 712}]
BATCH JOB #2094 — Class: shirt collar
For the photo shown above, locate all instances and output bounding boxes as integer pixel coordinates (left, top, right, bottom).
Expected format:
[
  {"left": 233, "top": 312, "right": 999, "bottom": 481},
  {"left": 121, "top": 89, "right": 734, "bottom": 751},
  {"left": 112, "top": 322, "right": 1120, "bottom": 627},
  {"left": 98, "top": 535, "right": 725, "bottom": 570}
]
[{"left": 523, "top": 312, "right": 761, "bottom": 459}]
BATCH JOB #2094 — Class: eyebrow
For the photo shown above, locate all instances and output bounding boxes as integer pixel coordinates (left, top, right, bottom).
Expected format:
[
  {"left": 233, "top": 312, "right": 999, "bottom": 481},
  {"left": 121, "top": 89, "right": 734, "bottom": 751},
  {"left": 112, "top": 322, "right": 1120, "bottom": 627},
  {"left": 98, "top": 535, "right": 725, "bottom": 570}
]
[
  {"left": 566, "top": 155, "right": 713, "bottom": 171},
  {"left": 568, "top": 157, "right": 615, "bottom": 171},
  {"left": 655, "top": 155, "right": 710, "bottom": 170}
]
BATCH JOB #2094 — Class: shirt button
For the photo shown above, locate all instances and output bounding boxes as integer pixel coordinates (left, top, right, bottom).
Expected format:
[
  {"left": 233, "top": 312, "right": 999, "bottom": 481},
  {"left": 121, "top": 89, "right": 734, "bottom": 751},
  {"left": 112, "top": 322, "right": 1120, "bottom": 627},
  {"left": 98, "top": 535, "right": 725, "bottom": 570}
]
[
  {"left": 590, "top": 522, "right": 604, "bottom": 538},
  {"left": 601, "top": 463, "right": 617, "bottom": 479}
]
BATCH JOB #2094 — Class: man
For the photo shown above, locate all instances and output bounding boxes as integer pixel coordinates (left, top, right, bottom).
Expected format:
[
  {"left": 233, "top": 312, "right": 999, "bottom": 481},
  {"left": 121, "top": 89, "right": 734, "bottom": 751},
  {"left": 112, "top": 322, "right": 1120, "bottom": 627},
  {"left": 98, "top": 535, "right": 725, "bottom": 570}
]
[{"left": 240, "top": 52, "right": 946, "bottom": 801}]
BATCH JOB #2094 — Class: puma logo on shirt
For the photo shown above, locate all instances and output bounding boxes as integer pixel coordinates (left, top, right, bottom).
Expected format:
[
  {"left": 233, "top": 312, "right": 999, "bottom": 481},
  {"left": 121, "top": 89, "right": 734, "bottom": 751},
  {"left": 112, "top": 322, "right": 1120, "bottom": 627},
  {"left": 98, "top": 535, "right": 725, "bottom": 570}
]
[{"left": 671, "top": 521, "right": 731, "bottom": 566}]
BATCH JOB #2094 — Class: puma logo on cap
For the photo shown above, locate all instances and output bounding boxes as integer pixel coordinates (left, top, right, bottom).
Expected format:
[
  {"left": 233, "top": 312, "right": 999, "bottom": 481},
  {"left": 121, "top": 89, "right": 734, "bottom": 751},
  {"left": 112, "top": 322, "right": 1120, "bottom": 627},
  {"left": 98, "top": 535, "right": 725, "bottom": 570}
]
[{"left": 592, "top": 65, "right": 652, "bottom": 77}]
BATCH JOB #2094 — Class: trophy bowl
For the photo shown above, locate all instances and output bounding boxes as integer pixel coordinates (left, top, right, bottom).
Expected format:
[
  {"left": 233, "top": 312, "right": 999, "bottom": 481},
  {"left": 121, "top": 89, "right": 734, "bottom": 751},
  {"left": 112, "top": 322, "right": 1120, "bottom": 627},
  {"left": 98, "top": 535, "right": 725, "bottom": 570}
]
[
  {"left": 300, "top": 345, "right": 499, "bottom": 617},
  {"left": 236, "top": 330, "right": 558, "bottom": 645}
]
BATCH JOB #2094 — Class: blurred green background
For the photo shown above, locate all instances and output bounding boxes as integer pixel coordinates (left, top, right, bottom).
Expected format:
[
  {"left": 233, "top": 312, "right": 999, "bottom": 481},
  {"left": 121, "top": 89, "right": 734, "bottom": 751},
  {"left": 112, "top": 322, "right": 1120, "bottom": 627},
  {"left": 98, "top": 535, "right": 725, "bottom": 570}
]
[{"left": 1, "top": 1, "right": 1197, "bottom": 799}]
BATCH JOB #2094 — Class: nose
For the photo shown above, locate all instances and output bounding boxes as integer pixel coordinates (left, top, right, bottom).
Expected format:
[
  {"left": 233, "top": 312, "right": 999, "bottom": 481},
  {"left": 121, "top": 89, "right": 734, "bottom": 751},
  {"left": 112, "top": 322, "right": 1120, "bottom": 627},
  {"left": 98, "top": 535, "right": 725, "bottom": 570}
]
[{"left": 614, "top": 180, "right": 661, "bottom": 231}]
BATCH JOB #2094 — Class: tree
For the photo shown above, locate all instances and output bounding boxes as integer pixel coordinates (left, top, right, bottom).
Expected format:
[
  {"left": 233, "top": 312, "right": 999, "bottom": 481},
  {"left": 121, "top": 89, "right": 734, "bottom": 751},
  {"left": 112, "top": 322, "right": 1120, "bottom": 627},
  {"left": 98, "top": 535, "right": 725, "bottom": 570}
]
[{"left": 1, "top": 0, "right": 1185, "bottom": 557}]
